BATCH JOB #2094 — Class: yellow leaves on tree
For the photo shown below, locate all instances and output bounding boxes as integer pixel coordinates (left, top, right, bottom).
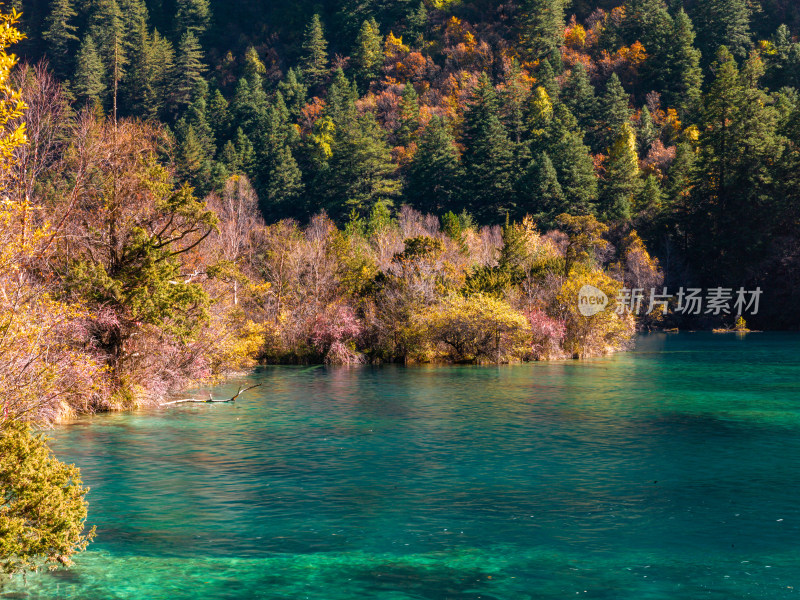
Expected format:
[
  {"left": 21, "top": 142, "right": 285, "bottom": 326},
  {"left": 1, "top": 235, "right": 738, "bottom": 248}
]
[
  {"left": 0, "top": 12, "right": 105, "bottom": 424},
  {"left": 0, "top": 9, "right": 25, "bottom": 167},
  {"left": 0, "top": 421, "right": 95, "bottom": 577},
  {"left": 528, "top": 86, "right": 553, "bottom": 138},
  {"left": 0, "top": 10, "right": 95, "bottom": 580},
  {"left": 564, "top": 23, "right": 587, "bottom": 49},
  {"left": 384, "top": 31, "right": 409, "bottom": 59},
  {"left": 407, "top": 293, "right": 531, "bottom": 363},
  {"left": 554, "top": 268, "right": 635, "bottom": 358}
]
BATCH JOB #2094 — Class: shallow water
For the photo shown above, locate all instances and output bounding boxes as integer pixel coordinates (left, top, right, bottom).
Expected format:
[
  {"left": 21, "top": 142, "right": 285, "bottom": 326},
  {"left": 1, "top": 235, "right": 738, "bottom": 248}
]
[{"left": 4, "top": 332, "right": 800, "bottom": 599}]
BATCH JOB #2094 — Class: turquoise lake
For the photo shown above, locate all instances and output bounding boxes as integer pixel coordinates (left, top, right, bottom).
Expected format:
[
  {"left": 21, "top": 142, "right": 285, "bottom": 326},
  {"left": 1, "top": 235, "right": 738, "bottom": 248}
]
[{"left": 3, "top": 332, "right": 800, "bottom": 599}]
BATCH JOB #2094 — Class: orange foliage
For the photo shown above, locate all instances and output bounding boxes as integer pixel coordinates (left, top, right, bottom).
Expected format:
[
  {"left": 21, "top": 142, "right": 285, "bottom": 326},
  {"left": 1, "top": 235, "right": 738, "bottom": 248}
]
[
  {"left": 299, "top": 97, "right": 325, "bottom": 134},
  {"left": 395, "top": 51, "right": 431, "bottom": 83},
  {"left": 619, "top": 41, "right": 646, "bottom": 64},
  {"left": 564, "top": 23, "right": 587, "bottom": 48},
  {"left": 665, "top": 108, "right": 681, "bottom": 134},
  {"left": 599, "top": 42, "right": 647, "bottom": 83}
]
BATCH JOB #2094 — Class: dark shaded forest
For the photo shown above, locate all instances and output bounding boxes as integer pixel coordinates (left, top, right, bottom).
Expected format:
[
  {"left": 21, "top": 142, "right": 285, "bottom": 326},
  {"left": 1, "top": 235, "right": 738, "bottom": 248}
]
[{"left": 6, "top": 0, "right": 800, "bottom": 329}]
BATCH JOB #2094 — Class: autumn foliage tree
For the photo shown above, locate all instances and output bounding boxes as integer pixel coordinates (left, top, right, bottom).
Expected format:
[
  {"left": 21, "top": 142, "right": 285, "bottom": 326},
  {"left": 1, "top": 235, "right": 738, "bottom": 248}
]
[{"left": 0, "top": 8, "right": 95, "bottom": 579}]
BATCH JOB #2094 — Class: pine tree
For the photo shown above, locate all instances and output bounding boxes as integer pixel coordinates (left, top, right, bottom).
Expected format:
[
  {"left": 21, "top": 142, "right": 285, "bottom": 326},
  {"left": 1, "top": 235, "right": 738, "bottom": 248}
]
[
  {"left": 320, "top": 112, "right": 401, "bottom": 219},
  {"left": 119, "top": 0, "right": 148, "bottom": 41},
  {"left": 89, "top": 0, "right": 127, "bottom": 113},
  {"left": 255, "top": 93, "right": 304, "bottom": 219},
  {"left": 120, "top": 17, "right": 153, "bottom": 117},
  {"left": 526, "top": 86, "right": 554, "bottom": 150},
  {"left": 517, "top": 0, "right": 566, "bottom": 63},
  {"left": 562, "top": 63, "right": 597, "bottom": 138},
  {"left": 176, "top": 123, "right": 212, "bottom": 189},
  {"left": 667, "top": 9, "right": 703, "bottom": 119},
  {"left": 148, "top": 30, "right": 176, "bottom": 116},
  {"left": 119, "top": 3, "right": 165, "bottom": 118},
  {"left": 73, "top": 34, "right": 106, "bottom": 107},
  {"left": 407, "top": 2, "right": 427, "bottom": 46},
  {"left": 637, "top": 106, "right": 658, "bottom": 153},
  {"left": 693, "top": 0, "right": 751, "bottom": 63},
  {"left": 695, "top": 46, "right": 743, "bottom": 234},
  {"left": 621, "top": 0, "right": 673, "bottom": 94},
  {"left": 243, "top": 46, "right": 266, "bottom": 80},
  {"left": 766, "top": 24, "right": 800, "bottom": 90},
  {"left": 396, "top": 83, "right": 420, "bottom": 147},
  {"left": 518, "top": 152, "right": 565, "bottom": 226},
  {"left": 691, "top": 47, "right": 781, "bottom": 280},
  {"left": 222, "top": 128, "right": 256, "bottom": 175},
  {"left": 547, "top": 104, "right": 599, "bottom": 216},
  {"left": 278, "top": 68, "right": 308, "bottom": 120},
  {"left": 230, "top": 75, "right": 269, "bottom": 134},
  {"left": 262, "top": 143, "right": 305, "bottom": 219},
  {"left": 461, "top": 73, "right": 516, "bottom": 221},
  {"left": 301, "top": 14, "right": 329, "bottom": 88},
  {"left": 172, "top": 30, "right": 206, "bottom": 109},
  {"left": 499, "top": 60, "right": 530, "bottom": 144},
  {"left": 185, "top": 81, "right": 216, "bottom": 157},
  {"left": 600, "top": 123, "right": 641, "bottom": 221},
  {"left": 634, "top": 173, "right": 663, "bottom": 221},
  {"left": 175, "top": 0, "right": 211, "bottom": 38},
  {"left": 407, "top": 116, "right": 463, "bottom": 214},
  {"left": 665, "top": 141, "right": 696, "bottom": 251},
  {"left": 42, "top": 0, "right": 78, "bottom": 78},
  {"left": 325, "top": 68, "right": 359, "bottom": 129},
  {"left": 208, "top": 89, "right": 231, "bottom": 141},
  {"left": 353, "top": 18, "right": 382, "bottom": 88},
  {"left": 598, "top": 73, "right": 632, "bottom": 152},
  {"left": 536, "top": 59, "right": 560, "bottom": 100}
]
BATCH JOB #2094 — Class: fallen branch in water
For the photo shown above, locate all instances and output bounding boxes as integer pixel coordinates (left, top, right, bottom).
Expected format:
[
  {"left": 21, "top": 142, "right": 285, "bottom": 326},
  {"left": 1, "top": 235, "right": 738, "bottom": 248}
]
[{"left": 161, "top": 383, "right": 262, "bottom": 406}]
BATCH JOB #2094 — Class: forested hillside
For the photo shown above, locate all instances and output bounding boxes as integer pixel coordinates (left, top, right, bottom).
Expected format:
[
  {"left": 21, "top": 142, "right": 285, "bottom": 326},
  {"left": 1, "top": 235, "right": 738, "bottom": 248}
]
[
  {"left": 0, "top": 0, "right": 798, "bottom": 425},
  {"left": 11, "top": 0, "right": 800, "bottom": 324}
]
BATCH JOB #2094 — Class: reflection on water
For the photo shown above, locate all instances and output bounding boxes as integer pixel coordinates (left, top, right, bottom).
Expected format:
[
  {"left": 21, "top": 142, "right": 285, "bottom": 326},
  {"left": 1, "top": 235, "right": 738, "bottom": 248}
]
[{"left": 3, "top": 333, "right": 800, "bottom": 599}]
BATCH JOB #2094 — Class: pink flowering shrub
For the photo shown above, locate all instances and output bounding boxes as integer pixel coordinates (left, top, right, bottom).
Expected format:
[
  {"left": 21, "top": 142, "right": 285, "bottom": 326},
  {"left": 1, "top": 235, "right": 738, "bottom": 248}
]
[
  {"left": 525, "top": 308, "right": 567, "bottom": 360},
  {"left": 311, "top": 304, "right": 365, "bottom": 365}
]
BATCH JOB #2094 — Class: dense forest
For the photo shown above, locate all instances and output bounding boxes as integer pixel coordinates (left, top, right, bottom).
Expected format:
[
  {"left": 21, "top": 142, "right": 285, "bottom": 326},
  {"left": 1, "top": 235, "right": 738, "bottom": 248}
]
[
  {"left": 1, "top": 0, "right": 800, "bottom": 423},
  {"left": 9, "top": 0, "right": 799, "bottom": 320}
]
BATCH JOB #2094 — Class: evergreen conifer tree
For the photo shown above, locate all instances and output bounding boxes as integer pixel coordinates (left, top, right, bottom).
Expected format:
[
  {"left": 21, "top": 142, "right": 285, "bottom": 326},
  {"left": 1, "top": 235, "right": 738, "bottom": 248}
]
[
  {"left": 667, "top": 9, "right": 703, "bottom": 119},
  {"left": 73, "top": 34, "right": 106, "bottom": 107},
  {"left": 518, "top": 152, "right": 565, "bottom": 226},
  {"left": 353, "top": 18, "right": 382, "bottom": 88},
  {"left": 601, "top": 123, "right": 641, "bottom": 222},
  {"left": 301, "top": 14, "right": 329, "bottom": 88},
  {"left": 396, "top": 83, "right": 420, "bottom": 147},
  {"left": 562, "top": 63, "right": 597, "bottom": 136},
  {"left": 546, "top": 104, "right": 599, "bottom": 216},
  {"left": 175, "top": 0, "right": 211, "bottom": 38},
  {"left": 461, "top": 73, "right": 516, "bottom": 221},
  {"left": 693, "top": 0, "right": 751, "bottom": 63},
  {"left": 321, "top": 113, "right": 401, "bottom": 219},
  {"left": 517, "top": 0, "right": 566, "bottom": 63},
  {"left": 278, "top": 68, "right": 308, "bottom": 120},
  {"left": 173, "top": 30, "right": 206, "bottom": 109},
  {"left": 598, "top": 73, "right": 632, "bottom": 152},
  {"left": 407, "top": 116, "right": 463, "bottom": 214},
  {"left": 89, "top": 0, "right": 127, "bottom": 113},
  {"left": 42, "top": 0, "right": 78, "bottom": 78}
]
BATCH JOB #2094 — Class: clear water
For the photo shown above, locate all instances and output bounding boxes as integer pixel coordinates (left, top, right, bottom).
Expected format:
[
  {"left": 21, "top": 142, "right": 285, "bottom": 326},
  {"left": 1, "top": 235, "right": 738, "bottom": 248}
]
[{"left": 3, "top": 333, "right": 800, "bottom": 600}]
